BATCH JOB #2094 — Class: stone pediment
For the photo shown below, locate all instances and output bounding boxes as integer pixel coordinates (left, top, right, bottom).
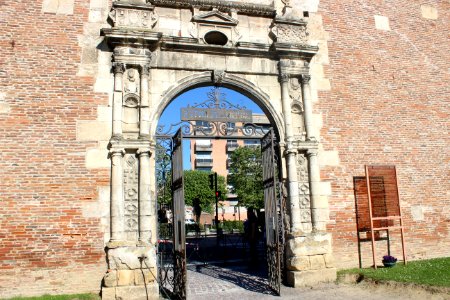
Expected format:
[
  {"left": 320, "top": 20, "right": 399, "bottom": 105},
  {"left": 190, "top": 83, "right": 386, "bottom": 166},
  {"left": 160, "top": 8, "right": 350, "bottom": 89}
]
[{"left": 193, "top": 10, "right": 238, "bottom": 26}]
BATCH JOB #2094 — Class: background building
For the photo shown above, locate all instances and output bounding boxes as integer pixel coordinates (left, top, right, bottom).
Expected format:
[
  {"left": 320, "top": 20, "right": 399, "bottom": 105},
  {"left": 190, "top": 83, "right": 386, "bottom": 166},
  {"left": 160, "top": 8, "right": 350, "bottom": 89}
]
[{"left": 189, "top": 114, "right": 271, "bottom": 221}]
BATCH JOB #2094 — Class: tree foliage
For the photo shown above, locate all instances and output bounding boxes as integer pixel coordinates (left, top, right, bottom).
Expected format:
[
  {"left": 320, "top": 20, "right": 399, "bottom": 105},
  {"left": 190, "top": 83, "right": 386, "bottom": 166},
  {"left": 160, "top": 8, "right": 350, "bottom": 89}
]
[
  {"left": 184, "top": 170, "right": 227, "bottom": 213},
  {"left": 157, "top": 169, "right": 227, "bottom": 214},
  {"left": 227, "top": 146, "right": 264, "bottom": 209}
]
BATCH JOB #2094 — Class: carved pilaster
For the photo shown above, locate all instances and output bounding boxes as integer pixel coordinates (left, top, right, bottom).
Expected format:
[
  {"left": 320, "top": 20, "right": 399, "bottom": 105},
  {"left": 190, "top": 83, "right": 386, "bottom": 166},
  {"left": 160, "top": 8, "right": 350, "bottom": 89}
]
[
  {"left": 297, "top": 152, "right": 312, "bottom": 231},
  {"left": 137, "top": 148, "right": 153, "bottom": 243},
  {"left": 123, "top": 153, "right": 139, "bottom": 241}
]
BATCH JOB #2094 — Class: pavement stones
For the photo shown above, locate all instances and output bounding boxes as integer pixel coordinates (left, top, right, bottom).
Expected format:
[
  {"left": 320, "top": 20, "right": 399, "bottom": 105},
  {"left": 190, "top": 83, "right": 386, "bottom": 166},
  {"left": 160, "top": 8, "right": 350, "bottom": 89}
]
[{"left": 185, "top": 263, "right": 448, "bottom": 300}]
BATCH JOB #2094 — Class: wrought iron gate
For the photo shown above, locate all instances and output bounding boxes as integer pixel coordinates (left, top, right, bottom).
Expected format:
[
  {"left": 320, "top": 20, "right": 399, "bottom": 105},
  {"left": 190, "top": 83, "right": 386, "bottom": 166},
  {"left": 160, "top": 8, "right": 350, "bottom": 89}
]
[
  {"left": 171, "top": 129, "right": 187, "bottom": 299},
  {"left": 261, "top": 129, "right": 283, "bottom": 296}
]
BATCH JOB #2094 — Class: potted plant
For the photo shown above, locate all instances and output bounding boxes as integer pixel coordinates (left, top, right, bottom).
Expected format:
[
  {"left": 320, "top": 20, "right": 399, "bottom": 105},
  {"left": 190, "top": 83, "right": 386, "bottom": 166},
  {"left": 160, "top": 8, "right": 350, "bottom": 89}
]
[{"left": 382, "top": 255, "right": 397, "bottom": 267}]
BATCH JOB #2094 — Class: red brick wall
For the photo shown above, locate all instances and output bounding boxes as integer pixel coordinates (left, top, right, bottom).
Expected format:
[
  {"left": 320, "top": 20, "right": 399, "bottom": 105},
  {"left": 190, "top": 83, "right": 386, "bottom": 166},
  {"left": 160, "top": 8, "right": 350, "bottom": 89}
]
[
  {"left": 317, "top": 0, "right": 449, "bottom": 267},
  {"left": 0, "top": 0, "right": 109, "bottom": 296}
]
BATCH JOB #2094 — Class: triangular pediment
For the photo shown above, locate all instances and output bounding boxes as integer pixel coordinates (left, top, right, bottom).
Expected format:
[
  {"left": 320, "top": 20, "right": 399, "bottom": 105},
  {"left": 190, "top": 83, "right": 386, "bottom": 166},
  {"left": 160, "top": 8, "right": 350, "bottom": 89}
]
[{"left": 193, "top": 10, "right": 238, "bottom": 26}]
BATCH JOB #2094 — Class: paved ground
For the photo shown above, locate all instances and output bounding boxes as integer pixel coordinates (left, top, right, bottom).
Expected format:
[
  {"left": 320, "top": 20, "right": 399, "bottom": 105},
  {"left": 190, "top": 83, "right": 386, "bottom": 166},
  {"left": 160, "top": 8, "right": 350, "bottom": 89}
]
[
  {"left": 159, "top": 236, "right": 448, "bottom": 300},
  {"left": 185, "top": 263, "right": 449, "bottom": 300}
]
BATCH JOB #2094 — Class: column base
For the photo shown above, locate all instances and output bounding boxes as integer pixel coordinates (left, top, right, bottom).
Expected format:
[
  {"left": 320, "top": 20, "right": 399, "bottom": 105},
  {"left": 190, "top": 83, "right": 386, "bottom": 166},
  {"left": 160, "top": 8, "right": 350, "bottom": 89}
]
[
  {"left": 102, "top": 284, "right": 159, "bottom": 300},
  {"left": 286, "top": 268, "right": 337, "bottom": 287},
  {"left": 102, "top": 244, "right": 159, "bottom": 299}
]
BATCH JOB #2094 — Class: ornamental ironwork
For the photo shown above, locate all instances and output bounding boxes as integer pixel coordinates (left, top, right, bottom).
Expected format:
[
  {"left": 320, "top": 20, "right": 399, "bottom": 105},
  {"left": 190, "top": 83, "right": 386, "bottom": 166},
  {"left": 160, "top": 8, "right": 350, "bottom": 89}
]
[
  {"left": 156, "top": 88, "right": 269, "bottom": 139},
  {"left": 181, "top": 88, "right": 252, "bottom": 122}
]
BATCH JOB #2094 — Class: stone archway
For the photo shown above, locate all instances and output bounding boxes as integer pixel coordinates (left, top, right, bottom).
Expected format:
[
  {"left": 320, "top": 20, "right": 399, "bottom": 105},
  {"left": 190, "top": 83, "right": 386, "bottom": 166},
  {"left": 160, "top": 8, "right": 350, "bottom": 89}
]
[
  {"left": 100, "top": 1, "right": 336, "bottom": 299},
  {"left": 150, "top": 72, "right": 285, "bottom": 141}
]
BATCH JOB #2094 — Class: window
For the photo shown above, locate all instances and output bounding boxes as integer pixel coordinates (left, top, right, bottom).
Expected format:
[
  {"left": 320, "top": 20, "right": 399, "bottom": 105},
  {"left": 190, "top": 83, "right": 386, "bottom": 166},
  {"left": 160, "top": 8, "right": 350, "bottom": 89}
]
[
  {"left": 244, "top": 139, "right": 260, "bottom": 147},
  {"left": 196, "top": 167, "right": 212, "bottom": 172},
  {"left": 196, "top": 152, "right": 212, "bottom": 159}
]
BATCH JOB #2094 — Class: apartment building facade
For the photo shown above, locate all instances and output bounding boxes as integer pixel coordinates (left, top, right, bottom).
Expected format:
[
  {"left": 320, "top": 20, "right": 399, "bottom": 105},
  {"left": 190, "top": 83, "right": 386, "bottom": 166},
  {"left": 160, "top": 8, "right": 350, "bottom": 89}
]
[{"left": 189, "top": 114, "right": 270, "bottom": 221}]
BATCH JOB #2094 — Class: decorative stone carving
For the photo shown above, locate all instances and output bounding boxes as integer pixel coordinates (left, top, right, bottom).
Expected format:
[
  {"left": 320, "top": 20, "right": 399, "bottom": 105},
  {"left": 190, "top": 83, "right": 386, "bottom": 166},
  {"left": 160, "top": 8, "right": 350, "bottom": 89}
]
[
  {"left": 124, "top": 154, "right": 139, "bottom": 237},
  {"left": 289, "top": 77, "right": 302, "bottom": 103},
  {"left": 297, "top": 153, "right": 311, "bottom": 224},
  {"left": 124, "top": 69, "right": 140, "bottom": 95},
  {"left": 291, "top": 101, "right": 303, "bottom": 114},
  {"left": 151, "top": 0, "right": 276, "bottom": 17},
  {"left": 271, "top": 22, "right": 309, "bottom": 44},
  {"left": 109, "top": 7, "right": 158, "bottom": 29},
  {"left": 123, "top": 94, "right": 139, "bottom": 108},
  {"left": 212, "top": 70, "right": 226, "bottom": 86}
]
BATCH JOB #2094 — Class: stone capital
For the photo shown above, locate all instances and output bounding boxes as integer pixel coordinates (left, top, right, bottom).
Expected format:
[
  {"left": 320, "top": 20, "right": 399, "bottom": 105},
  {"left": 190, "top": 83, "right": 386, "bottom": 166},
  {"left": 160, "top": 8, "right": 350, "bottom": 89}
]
[
  {"left": 113, "top": 62, "right": 125, "bottom": 75},
  {"left": 109, "top": 148, "right": 126, "bottom": 157},
  {"left": 279, "top": 73, "right": 290, "bottom": 83},
  {"left": 306, "top": 148, "right": 318, "bottom": 157},
  {"left": 137, "top": 148, "right": 152, "bottom": 157},
  {"left": 301, "top": 74, "right": 311, "bottom": 85},
  {"left": 140, "top": 64, "right": 151, "bottom": 77}
]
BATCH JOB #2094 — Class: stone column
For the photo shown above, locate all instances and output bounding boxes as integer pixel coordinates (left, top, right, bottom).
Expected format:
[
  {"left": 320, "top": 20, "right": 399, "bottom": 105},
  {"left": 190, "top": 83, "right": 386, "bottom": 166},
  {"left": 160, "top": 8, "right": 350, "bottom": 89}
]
[
  {"left": 110, "top": 148, "right": 125, "bottom": 241},
  {"left": 301, "top": 74, "right": 321, "bottom": 230},
  {"left": 112, "top": 62, "right": 125, "bottom": 138},
  {"left": 137, "top": 148, "right": 152, "bottom": 243},
  {"left": 307, "top": 148, "right": 321, "bottom": 231},
  {"left": 301, "top": 75, "right": 314, "bottom": 141},
  {"left": 139, "top": 65, "right": 150, "bottom": 138},
  {"left": 279, "top": 71, "right": 301, "bottom": 233}
]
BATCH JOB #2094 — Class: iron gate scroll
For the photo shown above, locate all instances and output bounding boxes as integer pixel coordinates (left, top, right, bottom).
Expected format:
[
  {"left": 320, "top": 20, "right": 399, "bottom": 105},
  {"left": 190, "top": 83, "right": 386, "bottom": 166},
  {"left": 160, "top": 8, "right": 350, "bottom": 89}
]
[
  {"left": 171, "top": 129, "right": 187, "bottom": 300},
  {"left": 261, "top": 129, "right": 282, "bottom": 296}
]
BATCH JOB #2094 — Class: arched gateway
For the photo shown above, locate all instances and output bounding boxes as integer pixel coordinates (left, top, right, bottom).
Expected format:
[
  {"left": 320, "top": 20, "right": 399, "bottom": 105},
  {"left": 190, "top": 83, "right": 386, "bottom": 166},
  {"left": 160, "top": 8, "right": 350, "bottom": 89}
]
[{"left": 101, "top": 1, "right": 336, "bottom": 299}]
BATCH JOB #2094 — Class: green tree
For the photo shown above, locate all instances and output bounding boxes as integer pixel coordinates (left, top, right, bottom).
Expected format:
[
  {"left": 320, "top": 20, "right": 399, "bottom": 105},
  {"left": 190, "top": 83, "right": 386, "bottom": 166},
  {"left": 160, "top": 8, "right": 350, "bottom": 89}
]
[
  {"left": 184, "top": 170, "right": 227, "bottom": 213},
  {"left": 157, "top": 169, "right": 227, "bottom": 213},
  {"left": 228, "top": 146, "right": 264, "bottom": 209}
]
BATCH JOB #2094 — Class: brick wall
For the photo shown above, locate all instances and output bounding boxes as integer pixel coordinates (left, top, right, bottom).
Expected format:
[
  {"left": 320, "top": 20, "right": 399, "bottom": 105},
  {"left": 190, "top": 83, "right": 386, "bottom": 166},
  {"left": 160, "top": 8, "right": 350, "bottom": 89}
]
[
  {"left": 0, "top": 0, "right": 109, "bottom": 297},
  {"left": 317, "top": 0, "right": 449, "bottom": 267}
]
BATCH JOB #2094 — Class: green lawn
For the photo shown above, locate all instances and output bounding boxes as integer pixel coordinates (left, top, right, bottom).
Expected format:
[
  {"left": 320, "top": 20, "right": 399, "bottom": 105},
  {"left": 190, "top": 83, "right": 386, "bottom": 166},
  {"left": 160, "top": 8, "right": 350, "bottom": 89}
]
[
  {"left": 338, "top": 257, "right": 450, "bottom": 287},
  {"left": 5, "top": 294, "right": 99, "bottom": 300}
]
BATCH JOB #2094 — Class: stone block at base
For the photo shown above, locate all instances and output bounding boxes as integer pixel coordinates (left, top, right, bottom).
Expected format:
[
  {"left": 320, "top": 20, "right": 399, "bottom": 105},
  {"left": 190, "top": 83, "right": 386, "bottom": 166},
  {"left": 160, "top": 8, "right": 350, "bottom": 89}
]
[
  {"left": 286, "top": 268, "right": 337, "bottom": 287},
  {"left": 102, "top": 283, "right": 159, "bottom": 300}
]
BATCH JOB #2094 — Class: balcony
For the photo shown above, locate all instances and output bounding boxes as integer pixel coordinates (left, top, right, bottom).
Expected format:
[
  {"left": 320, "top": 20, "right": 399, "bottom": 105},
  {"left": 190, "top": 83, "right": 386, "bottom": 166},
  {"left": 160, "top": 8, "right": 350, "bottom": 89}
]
[
  {"left": 195, "top": 143, "right": 212, "bottom": 151},
  {"left": 226, "top": 158, "right": 231, "bottom": 168},
  {"left": 195, "top": 158, "right": 213, "bottom": 168},
  {"left": 226, "top": 142, "right": 239, "bottom": 152}
]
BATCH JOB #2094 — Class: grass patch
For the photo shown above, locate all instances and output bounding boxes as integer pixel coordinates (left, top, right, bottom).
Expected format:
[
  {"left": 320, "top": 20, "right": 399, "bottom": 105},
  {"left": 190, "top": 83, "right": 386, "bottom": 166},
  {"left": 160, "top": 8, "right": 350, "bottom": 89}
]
[
  {"left": 5, "top": 294, "right": 99, "bottom": 300},
  {"left": 338, "top": 257, "right": 450, "bottom": 287}
]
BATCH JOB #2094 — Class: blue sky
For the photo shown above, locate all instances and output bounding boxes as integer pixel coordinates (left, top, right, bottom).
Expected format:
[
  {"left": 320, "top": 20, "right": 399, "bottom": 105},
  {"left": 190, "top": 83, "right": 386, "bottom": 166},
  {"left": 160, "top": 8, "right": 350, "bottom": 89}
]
[{"left": 158, "top": 86, "right": 264, "bottom": 169}]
